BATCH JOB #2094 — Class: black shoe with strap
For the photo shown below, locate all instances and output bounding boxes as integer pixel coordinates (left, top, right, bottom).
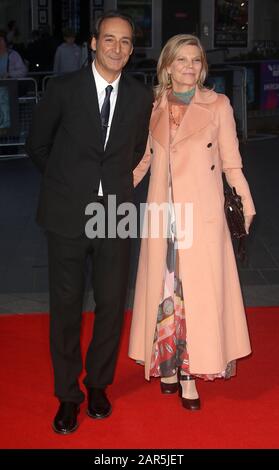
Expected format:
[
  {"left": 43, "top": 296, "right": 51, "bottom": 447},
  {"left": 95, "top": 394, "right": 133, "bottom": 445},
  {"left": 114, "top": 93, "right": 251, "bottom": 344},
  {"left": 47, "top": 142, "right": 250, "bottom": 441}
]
[
  {"left": 160, "top": 378, "right": 179, "bottom": 394},
  {"left": 179, "top": 374, "right": 201, "bottom": 411},
  {"left": 87, "top": 387, "right": 112, "bottom": 419},
  {"left": 52, "top": 402, "right": 80, "bottom": 434}
]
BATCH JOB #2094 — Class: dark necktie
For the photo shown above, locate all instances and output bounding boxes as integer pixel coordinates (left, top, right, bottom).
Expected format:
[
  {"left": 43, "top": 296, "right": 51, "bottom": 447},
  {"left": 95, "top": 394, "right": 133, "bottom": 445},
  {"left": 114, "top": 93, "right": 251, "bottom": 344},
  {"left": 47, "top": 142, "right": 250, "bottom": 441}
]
[{"left": 100, "top": 85, "right": 113, "bottom": 145}]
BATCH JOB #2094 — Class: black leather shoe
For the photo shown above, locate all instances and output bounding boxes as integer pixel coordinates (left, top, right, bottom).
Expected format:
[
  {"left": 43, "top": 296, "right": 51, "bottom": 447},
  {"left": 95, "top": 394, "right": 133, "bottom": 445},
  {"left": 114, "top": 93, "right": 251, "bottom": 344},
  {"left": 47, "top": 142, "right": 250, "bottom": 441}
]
[
  {"left": 160, "top": 380, "right": 179, "bottom": 394},
  {"left": 52, "top": 402, "right": 80, "bottom": 434},
  {"left": 181, "top": 395, "right": 201, "bottom": 410},
  {"left": 87, "top": 387, "right": 112, "bottom": 419},
  {"left": 179, "top": 374, "right": 201, "bottom": 411}
]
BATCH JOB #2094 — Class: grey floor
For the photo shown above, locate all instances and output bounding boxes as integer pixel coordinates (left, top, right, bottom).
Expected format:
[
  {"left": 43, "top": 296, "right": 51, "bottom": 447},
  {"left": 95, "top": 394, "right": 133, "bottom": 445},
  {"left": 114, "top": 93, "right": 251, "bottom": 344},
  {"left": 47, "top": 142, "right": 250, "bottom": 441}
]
[{"left": 0, "top": 136, "right": 279, "bottom": 314}]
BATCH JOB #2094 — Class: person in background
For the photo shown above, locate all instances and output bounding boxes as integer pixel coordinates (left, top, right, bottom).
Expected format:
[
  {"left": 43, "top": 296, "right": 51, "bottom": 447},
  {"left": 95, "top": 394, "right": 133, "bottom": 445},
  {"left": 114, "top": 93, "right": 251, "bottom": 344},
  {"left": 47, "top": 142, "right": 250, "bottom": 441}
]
[
  {"left": 129, "top": 34, "right": 256, "bottom": 411},
  {"left": 0, "top": 30, "right": 27, "bottom": 78},
  {"left": 53, "top": 29, "right": 81, "bottom": 75},
  {"left": 6, "top": 20, "right": 18, "bottom": 47}
]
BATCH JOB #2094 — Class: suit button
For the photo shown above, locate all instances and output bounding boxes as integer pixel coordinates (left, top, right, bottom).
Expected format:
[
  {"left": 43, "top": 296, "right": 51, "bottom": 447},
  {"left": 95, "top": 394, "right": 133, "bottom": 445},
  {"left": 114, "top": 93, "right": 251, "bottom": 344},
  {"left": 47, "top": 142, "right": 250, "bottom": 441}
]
[
  {"left": 211, "top": 164, "right": 215, "bottom": 170},
  {"left": 171, "top": 146, "right": 177, "bottom": 152},
  {"left": 207, "top": 143, "right": 212, "bottom": 148},
  {"left": 150, "top": 148, "right": 154, "bottom": 154},
  {"left": 100, "top": 162, "right": 103, "bottom": 167}
]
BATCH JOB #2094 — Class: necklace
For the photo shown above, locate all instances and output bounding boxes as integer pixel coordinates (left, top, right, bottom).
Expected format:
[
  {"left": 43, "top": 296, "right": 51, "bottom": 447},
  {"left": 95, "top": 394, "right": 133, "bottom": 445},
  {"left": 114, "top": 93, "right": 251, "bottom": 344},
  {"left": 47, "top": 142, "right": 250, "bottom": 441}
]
[{"left": 169, "top": 108, "right": 180, "bottom": 128}]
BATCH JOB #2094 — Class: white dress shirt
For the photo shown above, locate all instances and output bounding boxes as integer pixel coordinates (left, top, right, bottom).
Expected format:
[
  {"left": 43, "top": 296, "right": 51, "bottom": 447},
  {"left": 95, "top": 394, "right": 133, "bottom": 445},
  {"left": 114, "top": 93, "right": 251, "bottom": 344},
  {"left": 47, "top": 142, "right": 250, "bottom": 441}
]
[{"left": 92, "top": 61, "right": 121, "bottom": 196}]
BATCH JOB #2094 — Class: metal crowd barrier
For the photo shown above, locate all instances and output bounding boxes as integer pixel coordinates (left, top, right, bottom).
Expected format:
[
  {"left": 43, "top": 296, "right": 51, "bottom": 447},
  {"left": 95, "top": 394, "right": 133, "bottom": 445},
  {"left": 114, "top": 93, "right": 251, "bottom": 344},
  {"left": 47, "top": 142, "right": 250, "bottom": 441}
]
[
  {"left": 42, "top": 74, "right": 56, "bottom": 94},
  {"left": 0, "top": 77, "right": 39, "bottom": 160},
  {"left": 130, "top": 68, "right": 157, "bottom": 86}
]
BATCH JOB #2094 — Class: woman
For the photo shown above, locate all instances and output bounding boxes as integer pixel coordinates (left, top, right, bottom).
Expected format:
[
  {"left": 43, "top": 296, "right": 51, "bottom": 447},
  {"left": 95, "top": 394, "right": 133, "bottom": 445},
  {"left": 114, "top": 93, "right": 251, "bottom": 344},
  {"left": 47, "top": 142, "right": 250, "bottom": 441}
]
[{"left": 129, "top": 34, "right": 256, "bottom": 410}]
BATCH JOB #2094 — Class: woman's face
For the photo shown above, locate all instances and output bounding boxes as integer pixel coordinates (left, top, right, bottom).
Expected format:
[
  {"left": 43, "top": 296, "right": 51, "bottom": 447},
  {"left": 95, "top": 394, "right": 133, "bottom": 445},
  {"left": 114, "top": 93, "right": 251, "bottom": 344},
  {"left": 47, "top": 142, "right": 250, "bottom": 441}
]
[{"left": 167, "top": 44, "right": 203, "bottom": 92}]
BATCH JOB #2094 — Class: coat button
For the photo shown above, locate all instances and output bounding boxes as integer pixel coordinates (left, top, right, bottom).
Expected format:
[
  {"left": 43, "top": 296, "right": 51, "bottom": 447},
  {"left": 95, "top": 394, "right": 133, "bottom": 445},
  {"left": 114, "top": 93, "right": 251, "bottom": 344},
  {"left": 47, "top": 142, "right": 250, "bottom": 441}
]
[
  {"left": 211, "top": 164, "right": 215, "bottom": 170},
  {"left": 150, "top": 148, "right": 153, "bottom": 154},
  {"left": 207, "top": 143, "right": 212, "bottom": 148}
]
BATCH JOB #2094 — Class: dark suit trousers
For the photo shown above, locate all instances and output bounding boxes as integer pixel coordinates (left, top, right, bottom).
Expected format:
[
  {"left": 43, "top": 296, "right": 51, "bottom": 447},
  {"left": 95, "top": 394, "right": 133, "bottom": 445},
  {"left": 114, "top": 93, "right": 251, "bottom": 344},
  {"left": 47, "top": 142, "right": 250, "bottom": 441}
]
[{"left": 47, "top": 223, "right": 130, "bottom": 404}]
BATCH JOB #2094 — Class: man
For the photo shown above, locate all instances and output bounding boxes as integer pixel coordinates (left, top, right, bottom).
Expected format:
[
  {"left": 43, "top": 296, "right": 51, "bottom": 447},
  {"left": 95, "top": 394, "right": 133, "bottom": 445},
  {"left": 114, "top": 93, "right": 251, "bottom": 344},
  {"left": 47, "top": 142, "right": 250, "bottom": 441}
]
[{"left": 26, "top": 11, "right": 153, "bottom": 434}]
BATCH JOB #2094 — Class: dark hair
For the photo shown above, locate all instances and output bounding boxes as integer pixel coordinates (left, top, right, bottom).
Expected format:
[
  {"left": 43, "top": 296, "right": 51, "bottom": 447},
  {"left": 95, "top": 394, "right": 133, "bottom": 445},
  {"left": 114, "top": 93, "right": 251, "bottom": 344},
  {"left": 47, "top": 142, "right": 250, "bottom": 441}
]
[
  {"left": 7, "top": 20, "right": 16, "bottom": 30},
  {"left": 0, "top": 30, "right": 7, "bottom": 44},
  {"left": 63, "top": 28, "right": 76, "bottom": 38},
  {"left": 93, "top": 10, "right": 135, "bottom": 43}
]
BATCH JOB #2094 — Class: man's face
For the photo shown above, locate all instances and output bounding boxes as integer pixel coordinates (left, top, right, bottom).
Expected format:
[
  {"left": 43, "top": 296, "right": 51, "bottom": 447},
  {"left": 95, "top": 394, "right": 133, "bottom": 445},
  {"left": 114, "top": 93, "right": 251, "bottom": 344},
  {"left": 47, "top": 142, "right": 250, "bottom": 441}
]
[{"left": 91, "top": 17, "right": 133, "bottom": 81}]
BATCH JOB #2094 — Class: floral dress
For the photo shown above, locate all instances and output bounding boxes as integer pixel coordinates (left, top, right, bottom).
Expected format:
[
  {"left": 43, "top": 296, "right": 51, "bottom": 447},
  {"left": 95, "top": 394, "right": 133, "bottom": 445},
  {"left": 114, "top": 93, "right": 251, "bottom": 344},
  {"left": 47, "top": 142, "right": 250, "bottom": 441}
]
[{"left": 149, "top": 92, "right": 236, "bottom": 381}]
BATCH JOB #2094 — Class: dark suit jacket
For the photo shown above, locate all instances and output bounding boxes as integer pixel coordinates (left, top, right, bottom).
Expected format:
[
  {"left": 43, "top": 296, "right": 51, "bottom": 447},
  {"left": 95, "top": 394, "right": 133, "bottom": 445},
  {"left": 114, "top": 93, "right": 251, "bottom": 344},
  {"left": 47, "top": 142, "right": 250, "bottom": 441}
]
[{"left": 26, "top": 65, "right": 153, "bottom": 237}]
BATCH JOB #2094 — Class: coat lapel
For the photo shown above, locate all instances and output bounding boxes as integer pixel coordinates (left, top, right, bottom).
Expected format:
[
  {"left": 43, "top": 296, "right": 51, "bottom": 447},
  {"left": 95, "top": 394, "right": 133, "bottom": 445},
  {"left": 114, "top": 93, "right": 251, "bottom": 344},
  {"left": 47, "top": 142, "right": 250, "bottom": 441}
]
[
  {"left": 172, "top": 86, "right": 217, "bottom": 146},
  {"left": 151, "top": 86, "right": 218, "bottom": 150},
  {"left": 172, "top": 104, "right": 212, "bottom": 145},
  {"left": 79, "top": 67, "right": 129, "bottom": 153},
  {"left": 80, "top": 65, "right": 104, "bottom": 149},
  {"left": 105, "top": 74, "right": 128, "bottom": 152},
  {"left": 150, "top": 93, "right": 170, "bottom": 150}
]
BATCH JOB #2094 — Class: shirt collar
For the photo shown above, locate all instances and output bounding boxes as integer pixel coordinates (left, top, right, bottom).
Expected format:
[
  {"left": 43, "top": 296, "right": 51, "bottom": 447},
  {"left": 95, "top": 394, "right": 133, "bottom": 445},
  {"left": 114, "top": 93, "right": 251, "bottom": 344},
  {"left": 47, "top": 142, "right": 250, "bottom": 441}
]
[{"left": 92, "top": 60, "right": 121, "bottom": 96}]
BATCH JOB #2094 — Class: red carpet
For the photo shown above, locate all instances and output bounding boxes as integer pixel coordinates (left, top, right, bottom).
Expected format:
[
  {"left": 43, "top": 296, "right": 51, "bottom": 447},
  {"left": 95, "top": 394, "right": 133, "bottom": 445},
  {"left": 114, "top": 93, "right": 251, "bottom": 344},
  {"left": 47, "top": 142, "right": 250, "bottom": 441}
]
[{"left": 0, "top": 307, "right": 278, "bottom": 449}]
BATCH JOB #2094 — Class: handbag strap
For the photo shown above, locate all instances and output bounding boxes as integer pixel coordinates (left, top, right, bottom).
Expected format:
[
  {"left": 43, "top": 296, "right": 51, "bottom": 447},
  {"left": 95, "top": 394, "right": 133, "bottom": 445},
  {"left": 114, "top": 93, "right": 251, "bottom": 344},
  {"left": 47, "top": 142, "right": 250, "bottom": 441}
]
[{"left": 237, "top": 236, "right": 246, "bottom": 263}]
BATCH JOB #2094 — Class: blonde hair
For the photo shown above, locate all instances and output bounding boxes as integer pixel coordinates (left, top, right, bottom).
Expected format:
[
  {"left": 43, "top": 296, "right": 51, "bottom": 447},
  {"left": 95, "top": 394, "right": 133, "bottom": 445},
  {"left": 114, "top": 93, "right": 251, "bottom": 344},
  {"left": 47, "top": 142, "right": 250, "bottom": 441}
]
[{"left": 155, "top": 34, "right": 208, "bottom": 100}]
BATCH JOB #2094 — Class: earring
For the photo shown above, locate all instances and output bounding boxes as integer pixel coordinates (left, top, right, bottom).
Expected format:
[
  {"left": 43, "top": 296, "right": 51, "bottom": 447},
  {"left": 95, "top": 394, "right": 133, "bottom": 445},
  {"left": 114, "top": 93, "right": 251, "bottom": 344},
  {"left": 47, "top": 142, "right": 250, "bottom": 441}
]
[{"left": 167, "top": 73, "right": 172, "bottom": 85}]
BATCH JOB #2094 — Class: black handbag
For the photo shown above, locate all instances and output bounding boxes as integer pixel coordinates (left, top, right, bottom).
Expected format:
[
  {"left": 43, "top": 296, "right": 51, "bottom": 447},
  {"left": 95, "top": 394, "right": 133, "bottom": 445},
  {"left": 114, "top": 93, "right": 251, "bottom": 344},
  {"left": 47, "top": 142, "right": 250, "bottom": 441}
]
[{"left": 224, "top": 186, "right": 247, "bottom": 261}]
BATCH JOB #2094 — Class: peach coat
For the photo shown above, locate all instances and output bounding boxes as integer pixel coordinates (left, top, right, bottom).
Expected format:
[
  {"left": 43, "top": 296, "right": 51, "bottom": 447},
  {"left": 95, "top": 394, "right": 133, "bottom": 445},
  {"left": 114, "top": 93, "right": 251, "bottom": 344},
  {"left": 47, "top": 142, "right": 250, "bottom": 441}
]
[{"left": 128, "top": 86, "right": 256, "bottom": 380}]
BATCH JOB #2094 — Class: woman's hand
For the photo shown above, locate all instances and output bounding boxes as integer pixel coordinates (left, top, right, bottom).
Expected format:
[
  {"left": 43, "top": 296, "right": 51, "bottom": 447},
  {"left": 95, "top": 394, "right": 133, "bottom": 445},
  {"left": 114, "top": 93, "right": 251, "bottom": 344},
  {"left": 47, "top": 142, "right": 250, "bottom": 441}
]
[{"left": 244, "top": 214, "right": 254, "bottom": 234}]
